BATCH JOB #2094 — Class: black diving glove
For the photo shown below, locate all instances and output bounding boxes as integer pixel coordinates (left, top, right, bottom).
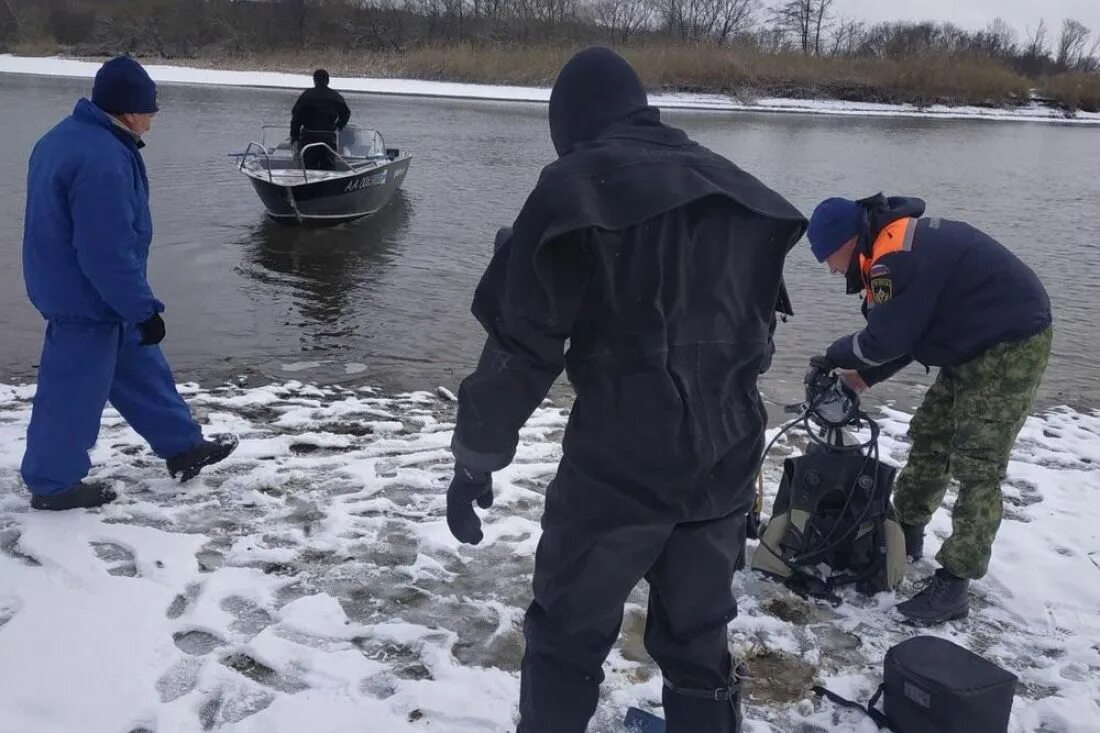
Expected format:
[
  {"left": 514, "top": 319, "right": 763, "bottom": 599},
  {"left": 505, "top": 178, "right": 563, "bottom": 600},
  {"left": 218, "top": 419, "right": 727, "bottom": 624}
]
[
  {"left": 139, "top": 313, "right": 166, "bottom": 346},
  {"left": 805, "top": 355, "right": 834, "bottom": 382},
  {"left": 804, "top": 354, "right": 838, "bottom": 401},
  {"left": 446, "top": 464, "right": 494, "bottom": 545}
]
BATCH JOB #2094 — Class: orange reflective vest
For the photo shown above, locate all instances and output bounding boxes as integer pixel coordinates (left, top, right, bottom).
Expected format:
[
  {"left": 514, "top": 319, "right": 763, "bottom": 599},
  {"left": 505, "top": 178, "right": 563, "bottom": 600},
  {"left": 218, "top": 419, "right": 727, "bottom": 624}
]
[{"left": 859, "top": 217, "right": 918, "bottom": 306}]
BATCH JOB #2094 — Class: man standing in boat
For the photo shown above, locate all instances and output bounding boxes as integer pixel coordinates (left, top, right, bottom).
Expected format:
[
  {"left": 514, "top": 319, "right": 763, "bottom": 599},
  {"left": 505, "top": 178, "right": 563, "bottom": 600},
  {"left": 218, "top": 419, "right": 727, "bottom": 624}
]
[
  {"left": 20, "top": 55, "right": 238, "bottom": 511},
  {"left": 446, "top": 47, "right": 807, "bottom": 732},
  {"left": 290, "top": 69, "right": 351, "bottom": 171}
]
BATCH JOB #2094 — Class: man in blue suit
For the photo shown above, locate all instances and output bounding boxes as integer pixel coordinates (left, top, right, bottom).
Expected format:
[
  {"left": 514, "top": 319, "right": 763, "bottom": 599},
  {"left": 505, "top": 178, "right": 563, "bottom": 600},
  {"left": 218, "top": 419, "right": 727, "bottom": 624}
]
[{"left": 21, "top": 56, "right": 237, "bottom": 511}]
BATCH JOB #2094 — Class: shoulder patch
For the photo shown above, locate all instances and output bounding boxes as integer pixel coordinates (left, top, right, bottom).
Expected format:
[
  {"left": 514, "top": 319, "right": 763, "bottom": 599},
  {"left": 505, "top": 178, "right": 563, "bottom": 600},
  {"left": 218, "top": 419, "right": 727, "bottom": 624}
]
[
  {"left": 871, "top": 276, "right": 892, "bottom": 304},
  {"left": 869, "top": 263, "right": 891, "bottom": 278}
]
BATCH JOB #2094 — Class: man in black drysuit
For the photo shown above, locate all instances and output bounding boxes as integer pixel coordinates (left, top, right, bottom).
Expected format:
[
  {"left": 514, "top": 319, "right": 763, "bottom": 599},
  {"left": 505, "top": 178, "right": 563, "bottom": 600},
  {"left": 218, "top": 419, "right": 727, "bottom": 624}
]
[
  {"left": 290, "top": 68, "right": 351, "bottom": 170},
  {"left": 445, "top": 48, "right": 807, "bottom": 732}
]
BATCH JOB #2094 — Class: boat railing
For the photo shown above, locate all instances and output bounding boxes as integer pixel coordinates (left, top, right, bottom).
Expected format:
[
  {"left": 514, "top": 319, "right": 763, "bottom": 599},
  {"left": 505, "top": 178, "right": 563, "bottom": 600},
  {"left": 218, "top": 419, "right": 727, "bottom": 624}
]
[
  {"left": 261, "top": 124, "right": 388, "bottom": 159},
  {"left": 295, "top": 142, "right": 356, "bottom": 183},
  {"left": 236, "top": 125, "right": 390, "bottom": 183},
  {"left": 237, "top": 142, "right": 274, "bottom": 183}
]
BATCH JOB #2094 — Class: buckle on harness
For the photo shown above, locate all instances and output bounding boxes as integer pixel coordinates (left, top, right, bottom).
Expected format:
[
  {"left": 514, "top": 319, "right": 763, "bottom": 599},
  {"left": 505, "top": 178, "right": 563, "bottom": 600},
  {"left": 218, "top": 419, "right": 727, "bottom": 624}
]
[{"left": 662, "top": 663, "right": 748, "bottom": 702}]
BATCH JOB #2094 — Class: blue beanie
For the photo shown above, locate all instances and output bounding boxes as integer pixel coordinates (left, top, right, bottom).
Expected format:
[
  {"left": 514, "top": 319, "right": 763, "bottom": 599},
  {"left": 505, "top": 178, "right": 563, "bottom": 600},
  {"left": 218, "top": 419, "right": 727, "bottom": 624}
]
[
  {"left": 807, "top": 197, "right": 863, "bottom": 263},
  {"left": 92, "top": 56, "right": 158, "bottom": 115}
]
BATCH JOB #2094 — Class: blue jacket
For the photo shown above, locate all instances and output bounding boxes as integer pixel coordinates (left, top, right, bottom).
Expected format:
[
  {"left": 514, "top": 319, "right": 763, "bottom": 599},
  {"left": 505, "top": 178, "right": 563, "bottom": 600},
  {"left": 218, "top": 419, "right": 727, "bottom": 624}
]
[
  {"left": 826, "top": 197, "right": 1051, "bottom": 384},
  {"left": 23, "top": 98, "right": 164, "bottom": 324}
]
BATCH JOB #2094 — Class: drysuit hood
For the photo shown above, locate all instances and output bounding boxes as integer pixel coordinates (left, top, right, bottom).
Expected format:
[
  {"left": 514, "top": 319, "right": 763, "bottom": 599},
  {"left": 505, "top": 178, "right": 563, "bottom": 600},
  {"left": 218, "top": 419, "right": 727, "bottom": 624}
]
[{"left": 548, "top": 47, "right": 653, "bottom": 157}]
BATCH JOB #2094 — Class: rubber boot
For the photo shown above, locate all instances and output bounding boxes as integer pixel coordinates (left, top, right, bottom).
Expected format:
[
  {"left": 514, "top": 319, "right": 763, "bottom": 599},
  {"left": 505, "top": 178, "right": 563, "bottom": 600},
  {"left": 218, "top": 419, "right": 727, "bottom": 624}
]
[
  {"left": 896, "top": 568, "right": 970, "bottom": 626},
  {"left": 166, "top": 434, "right": 239, "bottom": 482},
  {"left": 901, "top": 522, "right": 924, "bottom": 562},
  {"left": 31, "top": 481, "right": 117, "bottom": 511}
]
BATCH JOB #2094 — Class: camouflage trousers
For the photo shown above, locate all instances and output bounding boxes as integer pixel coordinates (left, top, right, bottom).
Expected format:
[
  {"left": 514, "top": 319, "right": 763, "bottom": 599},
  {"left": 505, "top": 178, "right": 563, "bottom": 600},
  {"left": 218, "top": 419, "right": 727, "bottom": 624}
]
[{"left": 893, "top": 327, "right": 1052, "bottom": 579}]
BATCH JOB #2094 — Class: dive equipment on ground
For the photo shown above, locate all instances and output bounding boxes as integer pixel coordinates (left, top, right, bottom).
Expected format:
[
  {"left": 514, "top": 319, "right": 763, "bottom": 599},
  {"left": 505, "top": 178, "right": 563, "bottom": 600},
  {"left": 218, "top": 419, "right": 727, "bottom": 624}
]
[
  {"left": 750, "top": 361, "right": 906, "bottom": 601},
  {"left": 814, "top": 635, "right": 1018, "bottom": 732},
  {"left": 624, "top": 706, "right": 665, "bottom": 732}
]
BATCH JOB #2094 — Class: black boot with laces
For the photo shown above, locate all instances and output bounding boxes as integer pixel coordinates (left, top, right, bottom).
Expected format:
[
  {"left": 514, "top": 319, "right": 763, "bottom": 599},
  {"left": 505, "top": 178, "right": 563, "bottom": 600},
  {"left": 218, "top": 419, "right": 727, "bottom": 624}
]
[{"left": 897, "top": 568, "right": 970, "bottom": 626}]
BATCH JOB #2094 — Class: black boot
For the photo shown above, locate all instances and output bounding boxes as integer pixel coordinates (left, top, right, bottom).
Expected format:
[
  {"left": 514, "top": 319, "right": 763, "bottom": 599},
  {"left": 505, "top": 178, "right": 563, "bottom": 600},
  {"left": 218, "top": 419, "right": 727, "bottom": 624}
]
[
  {"left": 896, "top": 568, "right": 970, "bottom": 626},
  {"left": 31, "top": 481, "right": 117, "bottom": 511},
  {"left": 167, "top": 434, "right": 239, "bottom": 482},
  {"left": 901, "top": 522, "right": 924, "bottom": 561}
]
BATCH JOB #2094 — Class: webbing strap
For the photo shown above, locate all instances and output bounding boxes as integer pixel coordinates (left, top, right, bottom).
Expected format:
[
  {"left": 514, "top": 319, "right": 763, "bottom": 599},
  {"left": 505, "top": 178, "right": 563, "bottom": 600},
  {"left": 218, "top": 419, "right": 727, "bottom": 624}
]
[
  {"left": 813, "top": 684, "right": 892, "bottom": 729},
  {"left": 663, "top": 677, "right": 740, "bottom": 702},
  {"left": 663, "top": 667, "right": 746, "bottom": 703}
]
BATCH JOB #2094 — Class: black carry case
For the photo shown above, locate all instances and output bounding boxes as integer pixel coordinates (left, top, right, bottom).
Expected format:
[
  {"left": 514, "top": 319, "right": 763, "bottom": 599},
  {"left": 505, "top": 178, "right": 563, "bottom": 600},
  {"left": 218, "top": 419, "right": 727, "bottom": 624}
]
[{"left": 815, "top": 636, "right": 1019, "bottom": 733}]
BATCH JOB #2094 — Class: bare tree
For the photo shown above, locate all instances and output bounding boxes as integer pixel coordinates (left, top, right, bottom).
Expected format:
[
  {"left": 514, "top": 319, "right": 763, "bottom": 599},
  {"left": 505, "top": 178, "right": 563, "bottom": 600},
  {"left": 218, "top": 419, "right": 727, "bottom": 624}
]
[
  {"left": 713, "top": 0, "right": 756, "bottom": 43},
  {"left": 810, "top": 0, "right": 831, "bottom": 55},
  {"left": 654, "top": 0, "right": 755, "bottom": 43},
  {"left": 828, "top": 15, "right": 863, "bottom": 56},
  {"left": 593, "top": 0, "right": 650, "bottom": 41},
  {"left": 980, "top": 17, "right": 1017, "bottom": 57},
  {"left": 770, "top": 0, "right": 810, "bottom": 53},
  {"left": 1024, "top": 18, "right": 1049, "bottom": 59},
  {"left": 771, "top": 0, "right": 829, "bottom": 54},
  {"left": 2, "top": 0, "right": 25, "bottom": 32},
  {"left": 1057, "top": 18, "right": 1091, "bottom": 70},
  {"left": 518, "top": 0, "right": 580, "bottom": 25},
  {"left": 1083, "top": 36, "right": 1100, "bottom": 72}
]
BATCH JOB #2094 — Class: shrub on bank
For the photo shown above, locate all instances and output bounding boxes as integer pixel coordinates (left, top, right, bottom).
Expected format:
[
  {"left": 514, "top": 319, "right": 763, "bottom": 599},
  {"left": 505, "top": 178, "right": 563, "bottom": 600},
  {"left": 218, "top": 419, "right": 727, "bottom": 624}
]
[
  {"left": 27, "top": 40, "right": 1075, "bottom": 113},
  {"left": 379, "top": 45, "right": 1034, "bottom": 109},
  {"left": 1041, "top": 73, "right": 1100, "bottom": 113}
]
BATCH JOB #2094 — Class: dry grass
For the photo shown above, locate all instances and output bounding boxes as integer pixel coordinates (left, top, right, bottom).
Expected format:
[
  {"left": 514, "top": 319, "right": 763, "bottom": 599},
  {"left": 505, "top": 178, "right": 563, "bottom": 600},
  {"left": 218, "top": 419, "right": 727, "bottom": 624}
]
[
  {"left": 5, "top": 39, "right": 67, "bottom": 56},
  {"left": 190, "top": 44, "right": 1033, "bottom": 108},
  {"left": 49, "top": 42, "right": 1050, "bottom": 109},
  {"left": 1041, "top": 72, "right": 1100, "bottom": 113}
]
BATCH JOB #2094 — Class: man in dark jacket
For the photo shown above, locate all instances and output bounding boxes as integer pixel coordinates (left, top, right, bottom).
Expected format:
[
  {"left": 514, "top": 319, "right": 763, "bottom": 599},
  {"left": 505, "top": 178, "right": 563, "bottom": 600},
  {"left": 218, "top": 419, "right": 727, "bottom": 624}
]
[
  {"left": 21, "top": 56, "right": 237, "bottom": 511},
  {"left": 807, "top": 194, "right": 1052, "bottom": 625},
  {"left": 446, "top": 48, "right": 807, "bottom": 732},
  {"left": 290, "top": 69, "right": 351, "bottom": 170}
]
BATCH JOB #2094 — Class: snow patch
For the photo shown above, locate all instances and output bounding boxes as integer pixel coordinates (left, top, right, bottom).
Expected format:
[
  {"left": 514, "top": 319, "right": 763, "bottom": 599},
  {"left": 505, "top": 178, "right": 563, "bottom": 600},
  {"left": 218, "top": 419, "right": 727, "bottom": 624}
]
[{"left": 1, "top": 381, "right": 1098, "bottom": 731}]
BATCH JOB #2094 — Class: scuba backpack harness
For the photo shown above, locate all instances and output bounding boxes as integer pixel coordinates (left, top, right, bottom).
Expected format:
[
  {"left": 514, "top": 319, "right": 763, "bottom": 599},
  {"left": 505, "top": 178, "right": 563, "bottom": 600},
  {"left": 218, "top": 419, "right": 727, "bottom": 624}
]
[{"left": 749, "top": 359, "right": 907, "bottom": 605}]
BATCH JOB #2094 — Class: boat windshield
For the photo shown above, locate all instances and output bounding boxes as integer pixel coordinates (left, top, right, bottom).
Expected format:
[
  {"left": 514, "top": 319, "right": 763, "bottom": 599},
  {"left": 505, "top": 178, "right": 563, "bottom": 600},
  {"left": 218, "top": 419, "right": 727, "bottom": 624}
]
[{"left": 261, "top": 125, "right": 386, "bottom": 160}]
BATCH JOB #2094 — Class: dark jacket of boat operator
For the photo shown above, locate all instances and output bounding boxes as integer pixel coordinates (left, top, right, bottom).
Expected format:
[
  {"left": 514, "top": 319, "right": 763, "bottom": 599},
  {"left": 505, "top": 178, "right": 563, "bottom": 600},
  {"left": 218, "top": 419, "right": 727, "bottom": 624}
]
[
  {"left": 290, "top": 69, "right": 350, "bottom": 169},
  {"left": 446, "top": 47, "right": 807, "bottom": 733},
  {"left": 817, "top": 195, "right": 1052, "bottom": 385}
]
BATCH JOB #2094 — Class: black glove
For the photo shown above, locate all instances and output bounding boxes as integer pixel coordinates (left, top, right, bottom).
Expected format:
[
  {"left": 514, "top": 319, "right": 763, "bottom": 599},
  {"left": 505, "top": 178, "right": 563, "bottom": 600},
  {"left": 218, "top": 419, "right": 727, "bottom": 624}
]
[
  {"left": 804, "top": 354, "right": 834, "bottom": 385},
  {"left": 446, "top": 464, "right": 494, "bottom": 545},
  {"left": 139, "top": 313, "right": 166, "bottom": 346}
]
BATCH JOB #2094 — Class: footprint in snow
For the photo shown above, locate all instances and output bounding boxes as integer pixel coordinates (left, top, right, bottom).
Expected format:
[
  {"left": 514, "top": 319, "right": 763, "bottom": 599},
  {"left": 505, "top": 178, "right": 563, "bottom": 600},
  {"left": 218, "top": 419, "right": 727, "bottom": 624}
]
[
  {"left": 173, "top": 629, "right": 227, "bottom": 656},
  {"left": 90, "top": 541, "right": 139, "bottom": 577},
  {"left": 166, "top": 583, "right": 203, "bottom": 620},
  {"left": 220, "top": 595, "right": 274, "bottom": 637}
]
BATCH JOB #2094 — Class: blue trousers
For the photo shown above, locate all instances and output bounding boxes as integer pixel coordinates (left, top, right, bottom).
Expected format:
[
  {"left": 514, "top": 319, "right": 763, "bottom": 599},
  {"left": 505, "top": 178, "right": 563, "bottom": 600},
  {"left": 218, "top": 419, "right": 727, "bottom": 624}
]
[{"left": 21, "top": 320, "right": 202, "bottom": 495}]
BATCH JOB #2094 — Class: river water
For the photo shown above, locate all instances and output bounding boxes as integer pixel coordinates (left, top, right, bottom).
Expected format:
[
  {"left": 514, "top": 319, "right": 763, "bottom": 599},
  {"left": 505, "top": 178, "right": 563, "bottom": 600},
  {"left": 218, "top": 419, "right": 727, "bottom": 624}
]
[{"left": 2, "top": 73, "right": 1098, "bottom": 412}]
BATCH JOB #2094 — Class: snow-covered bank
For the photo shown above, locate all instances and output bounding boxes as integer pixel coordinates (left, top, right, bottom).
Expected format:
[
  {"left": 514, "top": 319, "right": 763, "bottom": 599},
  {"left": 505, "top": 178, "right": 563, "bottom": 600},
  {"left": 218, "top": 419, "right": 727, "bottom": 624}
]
[
  {"left": 1, "top": 381, "right": 1098, "bottom": 732},
  {"left": 2, "top": 54, "right": 1099, "bottom": 125}
]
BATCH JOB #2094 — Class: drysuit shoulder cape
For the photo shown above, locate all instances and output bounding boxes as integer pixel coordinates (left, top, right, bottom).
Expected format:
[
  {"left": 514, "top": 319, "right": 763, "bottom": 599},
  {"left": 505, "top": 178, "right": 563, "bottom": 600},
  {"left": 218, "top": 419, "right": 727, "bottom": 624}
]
[
  {"left": 481, "top": 122, "right": 806, "bottom": 327},
  {"left": 455, "top": 121, "right": 807, "bottom": 479}
]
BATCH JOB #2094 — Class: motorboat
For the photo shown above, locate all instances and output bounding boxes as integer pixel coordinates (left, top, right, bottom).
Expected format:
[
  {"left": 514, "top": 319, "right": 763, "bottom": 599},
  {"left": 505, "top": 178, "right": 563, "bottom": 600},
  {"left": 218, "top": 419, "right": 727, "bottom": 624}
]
[{"left": 235, "top": 125, "right": 411, "bottom": 225}]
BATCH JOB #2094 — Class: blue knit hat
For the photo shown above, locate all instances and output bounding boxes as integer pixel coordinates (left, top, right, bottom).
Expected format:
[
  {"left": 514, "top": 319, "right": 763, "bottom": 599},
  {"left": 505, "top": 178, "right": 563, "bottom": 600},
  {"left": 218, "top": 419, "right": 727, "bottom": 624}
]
[
  {"left": 92, "top": 56, "right": 158, "bottom": 115},
  {"left": 807, "top": 197, "right": 863, "bottom": 263}
]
